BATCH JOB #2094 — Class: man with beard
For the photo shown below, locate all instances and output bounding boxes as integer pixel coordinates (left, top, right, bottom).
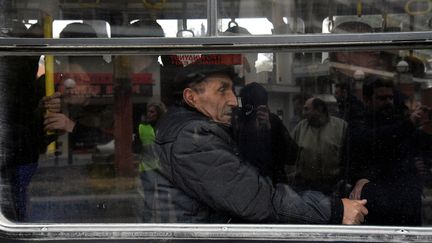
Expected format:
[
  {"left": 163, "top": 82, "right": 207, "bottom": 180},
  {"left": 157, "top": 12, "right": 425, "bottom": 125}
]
[
  {"left": 291, "top": 97, "right": 347, "bottom": 195},
  {"left": 348, "top": 76, "right": 428, "bottom": 226}
]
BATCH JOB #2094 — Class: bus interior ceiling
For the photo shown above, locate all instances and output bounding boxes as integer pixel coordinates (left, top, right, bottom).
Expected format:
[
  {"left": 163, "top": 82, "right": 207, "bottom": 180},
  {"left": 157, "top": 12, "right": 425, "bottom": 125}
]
[{"left": 3, "top": 0, "right": 427, "bottom": 31}]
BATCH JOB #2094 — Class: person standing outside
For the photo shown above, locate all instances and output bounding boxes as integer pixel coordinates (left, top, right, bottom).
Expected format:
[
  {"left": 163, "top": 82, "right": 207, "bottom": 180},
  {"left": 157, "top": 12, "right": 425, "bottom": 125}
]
[
  {"left": 138, "top": 102, "right": 166, "bottom": 222},
  {"left": 348, "top": 76, "right": 430, "bottom": 225},
  {"left": 291, "top": 97, "right": 347, "bottom": 196}
]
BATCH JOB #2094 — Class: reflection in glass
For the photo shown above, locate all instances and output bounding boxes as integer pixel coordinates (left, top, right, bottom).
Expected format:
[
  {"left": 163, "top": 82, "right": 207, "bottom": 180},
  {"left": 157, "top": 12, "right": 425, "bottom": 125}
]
[
  {"left": 0, "top": 48, "right": 431, "bottom": 225},
  {"left": 1, "top": 0, "right": 432, "bottom": 38}
]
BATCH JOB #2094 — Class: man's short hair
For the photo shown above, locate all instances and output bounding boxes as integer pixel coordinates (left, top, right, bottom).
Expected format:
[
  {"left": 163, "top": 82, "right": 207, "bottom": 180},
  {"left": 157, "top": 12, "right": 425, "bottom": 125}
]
[
  {"left": 311, "top": 98, "right": 329, "bottom": 116},
  {"left": 362, "top": 75, "right": 394, "bottom": 99},
  {"left": 239, "top": 82, "right": 268, "bottom": 109},
  {"left": 60, "top": 23, "right": 98, "bottom": 38},
  {"left": 119, "top": 19, "right": 165, "bottom": 37},
  {"left": 147, "top": 101, "right": 166, "bottom": 116}
]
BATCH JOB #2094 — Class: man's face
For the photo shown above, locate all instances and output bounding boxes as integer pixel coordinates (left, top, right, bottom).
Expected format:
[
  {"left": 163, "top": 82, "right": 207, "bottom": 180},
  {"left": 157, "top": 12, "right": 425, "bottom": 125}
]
[
  {"left": 334, "top": 86, "right": 347, "bottom": 103},
  {"left": 146, "top": 105, "right": 158, "bottom": 124},
  {"left": 189, "top": 74, "right": 238, "bottom": 125},
  {"left": 303, "top": 98, "right": 319, "bottom": 123},
  {"left": 61, "top": 63, "right": 95, "bottom": 105},
  {"left": 369, "top": 87, "right": 395, "bottom": 116}
]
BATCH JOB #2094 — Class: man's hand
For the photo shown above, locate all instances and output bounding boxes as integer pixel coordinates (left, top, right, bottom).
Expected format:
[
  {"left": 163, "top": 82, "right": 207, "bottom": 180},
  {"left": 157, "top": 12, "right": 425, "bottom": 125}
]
[
  {"left": 255, "top": 105, "right": 271, "bottom": 130},
  {"left": 42, "top": 92, "right": 62, "bottom": 113},
  {"left": 44, "top": 112, "right": 76, "bottom": 134},
  {"left": 410, "top": 105, "right": 430, "bottom": 126},
  {"left": 349, "top": 178, "right": 370, "bottom": 200},
  {"left": 341, "top": 198, "right": 368, "bottom": 224},
  {"left": 415, "top": 157, "right": 428, "bottom": 177}
]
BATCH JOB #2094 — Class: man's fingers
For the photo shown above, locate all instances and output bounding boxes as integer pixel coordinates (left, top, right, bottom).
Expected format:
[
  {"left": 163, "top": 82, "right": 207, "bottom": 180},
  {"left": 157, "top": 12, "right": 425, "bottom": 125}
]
[
  {"left": 360, "top": 205, "right": 369, "bottom": 216},
  {"left": 44, "top": 113, "right": 63, "bottom": 127},
  {"left": 358, "top": 200, "right": 369, "bottom": 215},
  {"left": 356, "top": 213, "right": 364, "bottom": 224},
  {"left": 42, "top": 92, "right": 62, "bottom": 112}
]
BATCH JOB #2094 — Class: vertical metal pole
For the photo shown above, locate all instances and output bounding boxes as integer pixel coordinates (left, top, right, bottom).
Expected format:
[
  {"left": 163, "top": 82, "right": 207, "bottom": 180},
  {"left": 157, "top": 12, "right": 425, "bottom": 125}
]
[
  {"left": 113, "top": 56, "right": 134, "bottom": 176},
  {"left": 44, "top": 14, "right": 56, "bottom": 155},
  {"left": 0, "top": 0, "right": 10, "bottom": 37},
  {"left": 208, "top": 0, "right": 218, "bottom": 36}
]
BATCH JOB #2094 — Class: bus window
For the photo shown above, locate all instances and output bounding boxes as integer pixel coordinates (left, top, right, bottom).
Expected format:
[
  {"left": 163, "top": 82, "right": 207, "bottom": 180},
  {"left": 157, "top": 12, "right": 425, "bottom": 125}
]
[
  {"left": 2, "top": 0, "right": 432, "bottom": 242},
  {"left": 2, "top": 48, "right": 432, "bottom": 226}
]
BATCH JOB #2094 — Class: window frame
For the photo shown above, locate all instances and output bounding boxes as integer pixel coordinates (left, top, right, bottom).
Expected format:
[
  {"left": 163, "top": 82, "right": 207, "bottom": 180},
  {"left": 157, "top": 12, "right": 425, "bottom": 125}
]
[
  {"left": 1, "top": 222, "right": 432, "bottom": 242},
  {"left": 0, "top": 31, "right": 431, "bottom": 55},
  {"left": 1, "top": 0, "right": 432, "bottom": 242}
]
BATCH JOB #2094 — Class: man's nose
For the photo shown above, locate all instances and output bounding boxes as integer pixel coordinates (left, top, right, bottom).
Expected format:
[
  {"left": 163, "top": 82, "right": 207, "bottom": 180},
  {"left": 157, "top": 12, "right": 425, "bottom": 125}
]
[{"left": 228, "top": 90, "right": 238, "bottom": 107}]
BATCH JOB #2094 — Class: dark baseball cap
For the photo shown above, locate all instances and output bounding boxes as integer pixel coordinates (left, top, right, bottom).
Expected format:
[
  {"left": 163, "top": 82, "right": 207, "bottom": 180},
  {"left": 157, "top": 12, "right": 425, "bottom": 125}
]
[{"left": 174, "top": 63, "right": 238, "bottom": 88}]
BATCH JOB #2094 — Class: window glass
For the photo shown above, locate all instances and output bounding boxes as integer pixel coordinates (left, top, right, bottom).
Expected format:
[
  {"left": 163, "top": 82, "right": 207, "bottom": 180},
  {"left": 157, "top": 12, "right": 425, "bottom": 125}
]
[
  {"left": 0, "top": 1, "right": 432, "bottom": 241},
  {"left": 217, "top": 0, "right": 432, "bottom": 35},
  {"left": 0, "top": 0, "right": 208, "bottom": 38},
  {"left": 1, "top": 0, "right": 432, "bottom": 38},
  {"left": 2, "top": 47, "right": 432, "bottom": 226}
]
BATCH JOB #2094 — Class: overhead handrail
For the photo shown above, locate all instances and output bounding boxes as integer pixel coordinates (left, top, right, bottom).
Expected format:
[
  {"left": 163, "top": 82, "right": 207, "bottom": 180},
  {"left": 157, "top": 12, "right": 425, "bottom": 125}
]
[
  {"left": 228, "top": 19, "right": 238, "bottom": 29},
  {"left": 176, "top": 19, "right": 194, "bottom": 37},
  {"left": 176, "top": 2, "right": 194, "bottom": 37},
  {"left": 405, "top": 0, "right": 432, "bottom": 16}
]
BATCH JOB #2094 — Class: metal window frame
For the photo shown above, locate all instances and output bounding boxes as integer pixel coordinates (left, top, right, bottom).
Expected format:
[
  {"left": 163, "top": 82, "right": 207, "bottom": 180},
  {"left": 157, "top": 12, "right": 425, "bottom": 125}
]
[
  {"left": 2, "top": 0, "right": 432, "bottom": 241},
  {"left": 0, "top": 31, "right": 431, "bottom": 55},
  {"left": 1, "top": 221, "right": 432, "bottom": 242},
  {"left": 1, "top": 31, "right": 432, "bottom": 242}
]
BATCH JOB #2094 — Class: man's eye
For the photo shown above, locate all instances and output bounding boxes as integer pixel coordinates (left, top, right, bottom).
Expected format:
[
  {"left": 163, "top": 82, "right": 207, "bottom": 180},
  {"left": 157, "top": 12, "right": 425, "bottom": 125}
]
[{"left": 218, "top": 87, "right": 226, "bottom": 92}]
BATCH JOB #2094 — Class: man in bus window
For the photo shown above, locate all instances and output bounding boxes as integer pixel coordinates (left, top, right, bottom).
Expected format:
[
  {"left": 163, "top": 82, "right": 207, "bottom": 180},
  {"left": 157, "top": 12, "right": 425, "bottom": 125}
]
[
  {"left": 2, "top": 23, "right": 58, "bottom": 222},
  {"left": 291, "top": 97, "right": 347, "bottom": 196},
  {"left": 148, "top": 62, "right": 368, "bottom": 224},
  {"left": 347, "top": 76, "right": 431, "bottom": 226},
  {"left": 329, "top": 21, "right": 387, "bottom": 123},
  {"left": 44, "top": 23, "right": 113, "bottom": 150},
  {"left": 233, "top": 82, "right": 298, "bottom": 185}
]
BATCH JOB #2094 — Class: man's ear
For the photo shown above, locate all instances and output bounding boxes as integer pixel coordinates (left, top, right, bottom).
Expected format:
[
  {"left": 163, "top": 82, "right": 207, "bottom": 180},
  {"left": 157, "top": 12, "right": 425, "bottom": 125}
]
[{"left": 183, "top": 88, "right": 197, "bottom": 108}]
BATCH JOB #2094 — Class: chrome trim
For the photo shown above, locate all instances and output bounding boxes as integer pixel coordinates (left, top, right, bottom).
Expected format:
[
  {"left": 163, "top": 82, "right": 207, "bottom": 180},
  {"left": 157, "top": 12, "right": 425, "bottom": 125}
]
[
  {"left": 0, "top": 31, "right": 431, "bottom": 55},
  {"left": 208, "top": 0, "right": 218, "bottom": 36},
  {"left": 0, "top": 221, "right": 432, "bottom": 242}
]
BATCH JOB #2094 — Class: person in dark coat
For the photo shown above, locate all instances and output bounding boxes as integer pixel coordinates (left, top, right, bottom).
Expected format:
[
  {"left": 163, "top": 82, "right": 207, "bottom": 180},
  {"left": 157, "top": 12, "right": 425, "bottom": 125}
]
[
  {"left": 1, "top": 23, "right": 59, "bottom": 221},
  {"left": 147, "top": 63, "right": 368, "bottom": 224},
  {"left": 233, "top": 82, "right": 298, "bottom": 184},
  {"left": 348, "top": 75, "right": 431, "bottom": 226}
]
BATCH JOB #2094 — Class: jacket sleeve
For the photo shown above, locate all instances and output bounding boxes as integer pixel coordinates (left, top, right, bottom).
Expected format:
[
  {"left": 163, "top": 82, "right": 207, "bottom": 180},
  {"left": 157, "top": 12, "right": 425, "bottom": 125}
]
[{"left": 170, "top": 121, "right": 342, "bottom": 224}]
